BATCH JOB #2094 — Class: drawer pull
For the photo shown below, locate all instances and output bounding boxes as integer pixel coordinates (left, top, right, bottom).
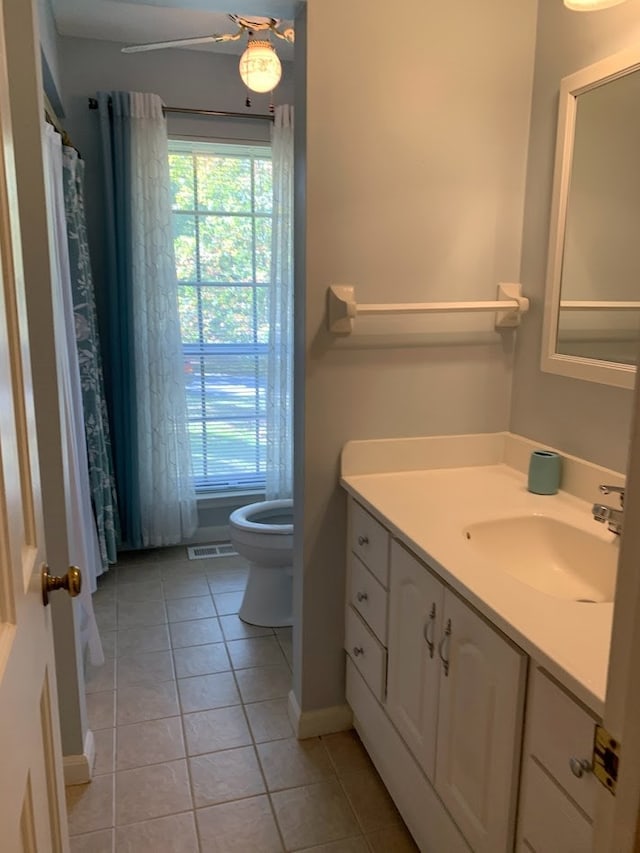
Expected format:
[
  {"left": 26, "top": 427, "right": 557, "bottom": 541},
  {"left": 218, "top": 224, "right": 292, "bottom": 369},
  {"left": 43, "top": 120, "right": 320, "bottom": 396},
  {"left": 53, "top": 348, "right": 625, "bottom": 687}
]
[
  {"left": 423, "top": 602, "right": 436, "bottom": 658},
  {"left": 352, "top": 646, "right": 364, "bottom": 657},
  {"left": 438, "top": 618, "right": 452, "bottom": 676},
  {"left": 357, "top": 535, "right": 369, "bottom": 546},
  {"left": 356, "top": 591, "right": 368, "bottom": 603},
  {"left": 569, "top": 757, "right": 592, "bottom": 779}
]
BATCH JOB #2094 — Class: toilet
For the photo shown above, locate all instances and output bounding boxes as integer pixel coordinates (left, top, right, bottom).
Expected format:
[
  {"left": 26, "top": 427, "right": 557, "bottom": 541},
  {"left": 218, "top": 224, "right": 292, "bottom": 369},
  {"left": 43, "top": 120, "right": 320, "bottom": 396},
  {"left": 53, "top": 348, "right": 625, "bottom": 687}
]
[{"left": 228, "top": 499, "right": 293, "bottom": 627}]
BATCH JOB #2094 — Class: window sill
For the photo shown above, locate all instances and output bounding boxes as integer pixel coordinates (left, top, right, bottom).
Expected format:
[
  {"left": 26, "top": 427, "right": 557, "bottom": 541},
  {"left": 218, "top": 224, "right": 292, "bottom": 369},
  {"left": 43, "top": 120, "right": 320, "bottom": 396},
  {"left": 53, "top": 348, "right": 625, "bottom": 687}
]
[{"left": 196, "top": 490, "right": 265, "bottom": 509}]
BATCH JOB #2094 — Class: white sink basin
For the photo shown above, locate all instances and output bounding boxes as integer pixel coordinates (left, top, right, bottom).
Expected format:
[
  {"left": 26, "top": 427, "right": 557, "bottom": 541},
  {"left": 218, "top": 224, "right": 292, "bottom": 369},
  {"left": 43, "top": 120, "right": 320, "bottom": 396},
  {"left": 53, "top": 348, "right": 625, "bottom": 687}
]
[{"left": 463, "top": 515, "right": 618, "bottom": 603}]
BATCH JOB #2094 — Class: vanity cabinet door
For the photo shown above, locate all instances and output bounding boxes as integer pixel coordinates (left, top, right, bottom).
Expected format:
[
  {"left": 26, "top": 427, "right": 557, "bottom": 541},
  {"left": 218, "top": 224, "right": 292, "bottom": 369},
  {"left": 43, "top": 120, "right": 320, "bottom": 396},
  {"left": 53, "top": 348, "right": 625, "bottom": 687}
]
[
  {"left": 435, "top": 590, "right": 527, "bottom": 853},
  {"left": 386, "top": 540, "right": 444, "bottom": 783}
]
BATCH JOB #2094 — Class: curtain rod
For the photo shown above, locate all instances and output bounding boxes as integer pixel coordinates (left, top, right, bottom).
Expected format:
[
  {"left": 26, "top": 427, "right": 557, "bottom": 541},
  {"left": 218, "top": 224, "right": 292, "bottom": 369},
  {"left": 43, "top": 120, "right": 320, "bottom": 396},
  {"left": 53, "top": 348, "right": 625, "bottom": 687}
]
[{"left": 87, "top": 97, "right": 274, "bottom": 122}]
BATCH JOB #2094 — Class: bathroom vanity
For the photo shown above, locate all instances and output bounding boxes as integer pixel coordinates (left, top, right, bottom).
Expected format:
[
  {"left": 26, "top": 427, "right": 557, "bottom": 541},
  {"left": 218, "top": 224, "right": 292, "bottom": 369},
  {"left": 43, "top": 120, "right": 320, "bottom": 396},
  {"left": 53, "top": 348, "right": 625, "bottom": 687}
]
[{"left": 340, "top": 433, "right": 621, "bottom": 853}]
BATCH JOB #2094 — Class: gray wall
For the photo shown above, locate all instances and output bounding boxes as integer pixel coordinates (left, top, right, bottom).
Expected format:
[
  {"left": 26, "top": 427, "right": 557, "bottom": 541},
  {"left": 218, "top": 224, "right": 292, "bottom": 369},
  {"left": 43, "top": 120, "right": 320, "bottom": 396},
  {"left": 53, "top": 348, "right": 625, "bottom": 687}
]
[
  {"left": 294, "top": 0, "right": 538, "bottom": 713},
  {"left": 510, "top": 0, "right": 640, "bottom": 473}
]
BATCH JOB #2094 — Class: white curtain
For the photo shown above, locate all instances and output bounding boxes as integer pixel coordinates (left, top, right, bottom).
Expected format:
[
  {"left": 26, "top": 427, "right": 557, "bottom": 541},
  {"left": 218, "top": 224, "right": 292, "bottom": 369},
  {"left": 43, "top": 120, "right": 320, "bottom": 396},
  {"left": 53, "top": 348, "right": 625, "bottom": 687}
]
[
  {"left": 266, "top": 105, "right": 294, "bottom": 499},
  {"left": 42, "top": 124, "right": 103, "bottom": 665},
  {"left": 129, "top": 94, "right": 197, "bottom": 545}
]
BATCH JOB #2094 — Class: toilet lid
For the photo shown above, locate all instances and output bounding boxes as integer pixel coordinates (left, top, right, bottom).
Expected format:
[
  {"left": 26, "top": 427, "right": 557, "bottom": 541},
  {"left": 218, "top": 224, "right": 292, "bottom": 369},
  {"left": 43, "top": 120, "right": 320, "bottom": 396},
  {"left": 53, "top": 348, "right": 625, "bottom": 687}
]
[{"left": 230, "top": 499, "right": 294, "bottom": 534}]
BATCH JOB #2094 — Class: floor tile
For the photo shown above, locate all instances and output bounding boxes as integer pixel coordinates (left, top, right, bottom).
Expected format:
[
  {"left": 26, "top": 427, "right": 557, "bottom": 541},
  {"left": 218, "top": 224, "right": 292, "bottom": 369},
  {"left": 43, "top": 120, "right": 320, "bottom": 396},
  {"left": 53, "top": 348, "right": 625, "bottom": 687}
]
[
  {"left": 365, "top": 825, "right": 420, "bottom": 852},
  {"left": 69, "top": 828, "right": 114, "bottom": 853},
  {"left": 207, "top": 568, "right": 249, "bottom": 594},
  {"left": 117, "top": 578, "right": 164, "bottom": 602},
  {"left": 116, "top": 680, "right": 179, "bottom": 725},
  {"left": 85, "top": 657, "right": 115, "bottom": 694},
  {"left": 93, "top": 600, "right": 116, "bottom": 632},
  {"left": 257, "top": 737, "right": 334, "bottom": 791},
  {"left": 278, "top": 635, "right": 293, "bottom": 669},
  {"left": 213, "top": 590, "right": 244, "bottom": 615},
  {"left": 339, "top": 769, "right": 401, "bottom": 833},
  {"left": 117, "top": 624, "right": 170, "bottom": 657},
  {"left": 321, "top": 730, "right": 374, "bottom": 777},
  {"left": 183, "top": 705, "right": 252, "bottom": 756},
  {"left": 173, "top": 642, "right": 230, "bottom": 678},
  {"left": 167, "top": 595, "right": 216, "bottom": 622},
  {"left": 178, "top": 671, "right": 240, "bottom": 713},
  {"left": 116, "top": 716, "right": 185, "bottom": 770},
  {"left": 245, "top": 698, "right": 294, "bottom": 743},
  {"left": 100, "top": 630, "right": 117, "bottom": 659},
  {"left": 86, "top": 690, "right": 115, "bottom": 731},
  {"left": 299, "top": 839, "right": 370, "bottom": 853},
  {"left": 219, "top": 613, "right": 274, "bottom": 641},
  {"left": 93, "top": 727, "right": 115, "bottom": 776},
  {"left": 235, "top": 664, "right": 291, "bottom": 703},
  {"left": 117, "top": 599, "right": 167, "bottom": 629},
  {"left": 118, "top": 565, "right": 162, "bottom": 584},
  {"left": 159, "top": 559, "right": 205, "bottom": 578},
  {"left": 163, "top": 575, "right": 210, "bottom": 599},
  {"left": 115, "top": 811, "right": 199, "bottom": 852},
  {"left": 115, "top": 759, "right": 191, "bottom": 826},
  {"left": 117, "top": 650, "right": 175, "bottom": 687},
  {"left": 226, "top": 636, "right": 286, "bottom": 670},
  {"left": 203, "top": 554, "right": 247, "bottom": 572},
  {"left": 271, "top": 779, "right": 360, "bottom": 851},
  {"left": 170, "top": 617, "right": 223, "bottom": 648},
  {"left": 196, "top": 794, "right": 283, "bottom": 852},
  {"left": 189, "top": 746, "right": 265, "bottom": 807},
  {"left": 66, "top": 774, "right": 114, "bottom": 835}
]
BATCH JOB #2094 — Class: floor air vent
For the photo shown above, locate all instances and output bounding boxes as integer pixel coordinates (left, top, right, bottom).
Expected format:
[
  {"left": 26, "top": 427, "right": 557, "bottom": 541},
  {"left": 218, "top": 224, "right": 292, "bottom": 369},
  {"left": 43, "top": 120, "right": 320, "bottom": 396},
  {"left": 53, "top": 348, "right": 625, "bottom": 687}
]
[{"left": 187, "top": 543, "right": 237, "bottom": 560}]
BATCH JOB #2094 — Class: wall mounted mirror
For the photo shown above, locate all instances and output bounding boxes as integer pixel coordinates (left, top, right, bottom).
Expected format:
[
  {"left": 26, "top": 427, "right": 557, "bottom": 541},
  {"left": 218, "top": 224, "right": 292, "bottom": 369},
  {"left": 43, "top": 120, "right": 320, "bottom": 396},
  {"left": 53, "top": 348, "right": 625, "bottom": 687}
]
[{"left": 541, "top": 46, "right": 640, "bottom": 389}]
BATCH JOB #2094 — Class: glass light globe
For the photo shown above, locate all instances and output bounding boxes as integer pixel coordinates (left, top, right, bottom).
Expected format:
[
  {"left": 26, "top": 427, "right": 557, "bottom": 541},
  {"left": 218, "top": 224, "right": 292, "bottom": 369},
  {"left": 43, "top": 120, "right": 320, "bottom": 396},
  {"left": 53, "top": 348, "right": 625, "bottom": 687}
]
[
  {"left": 564, "top": 0, "right": 628, "bottom": 10},
  {"left": 239, "top": 41, "right": 282, "bottom": 94}
]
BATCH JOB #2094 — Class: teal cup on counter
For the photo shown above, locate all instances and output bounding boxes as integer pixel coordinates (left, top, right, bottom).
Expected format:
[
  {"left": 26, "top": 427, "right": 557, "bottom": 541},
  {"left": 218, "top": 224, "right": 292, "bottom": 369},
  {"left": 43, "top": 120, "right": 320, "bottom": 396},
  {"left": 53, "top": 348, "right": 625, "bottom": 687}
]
[{"left": 528, "top": 450, "right": 562, "bottom": 495}]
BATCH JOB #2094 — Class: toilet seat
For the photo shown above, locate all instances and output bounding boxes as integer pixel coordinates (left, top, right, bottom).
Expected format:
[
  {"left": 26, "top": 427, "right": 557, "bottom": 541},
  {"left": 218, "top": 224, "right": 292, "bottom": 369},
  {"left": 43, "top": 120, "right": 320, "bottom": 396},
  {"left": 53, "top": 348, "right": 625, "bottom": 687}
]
[{"left": 230, "top": 499, "right": 293, "bottom": 534}]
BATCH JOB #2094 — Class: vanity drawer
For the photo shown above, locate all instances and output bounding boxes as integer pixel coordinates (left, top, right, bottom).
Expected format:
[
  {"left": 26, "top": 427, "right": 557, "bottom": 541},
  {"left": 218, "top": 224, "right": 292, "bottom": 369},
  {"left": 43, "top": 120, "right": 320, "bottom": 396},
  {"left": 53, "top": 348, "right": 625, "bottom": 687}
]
[
  {"left": 345, "top": 605, "right": 387, "bottom": 702},
  {"left": 348, "top": 553, "right": 388, "bottom": 644},
  {"left": 528, "top": 668, "right": 598, "bottom": 818},
  {"left": 349, "top": 500, "right": 390, "bottom": 587},
  {"left": 519, "top": 759, "right": 592, "bottom": 853}
]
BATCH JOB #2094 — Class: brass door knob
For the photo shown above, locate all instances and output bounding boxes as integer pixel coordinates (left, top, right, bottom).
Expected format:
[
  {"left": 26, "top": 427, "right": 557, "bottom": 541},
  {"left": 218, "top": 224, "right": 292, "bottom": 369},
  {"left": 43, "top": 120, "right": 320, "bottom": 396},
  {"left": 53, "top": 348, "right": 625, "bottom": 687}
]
[{"left": 42, "top": 564, "right": 82, "bottom": 606}]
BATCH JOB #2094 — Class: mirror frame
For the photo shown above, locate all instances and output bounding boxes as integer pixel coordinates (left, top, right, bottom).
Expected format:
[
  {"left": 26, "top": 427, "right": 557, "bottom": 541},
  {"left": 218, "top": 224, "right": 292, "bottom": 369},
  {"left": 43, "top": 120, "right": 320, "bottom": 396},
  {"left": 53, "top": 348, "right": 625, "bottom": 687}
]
[{"left": 541, "top": 45, "right": 640, "bottom": 390}]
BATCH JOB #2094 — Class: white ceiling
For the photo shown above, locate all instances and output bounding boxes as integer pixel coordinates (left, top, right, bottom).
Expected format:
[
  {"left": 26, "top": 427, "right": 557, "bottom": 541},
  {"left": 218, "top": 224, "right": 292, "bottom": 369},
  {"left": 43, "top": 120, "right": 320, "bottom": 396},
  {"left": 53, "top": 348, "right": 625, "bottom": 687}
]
[{"left": 50, "top": 0, "right": 298, "bottom": 57}]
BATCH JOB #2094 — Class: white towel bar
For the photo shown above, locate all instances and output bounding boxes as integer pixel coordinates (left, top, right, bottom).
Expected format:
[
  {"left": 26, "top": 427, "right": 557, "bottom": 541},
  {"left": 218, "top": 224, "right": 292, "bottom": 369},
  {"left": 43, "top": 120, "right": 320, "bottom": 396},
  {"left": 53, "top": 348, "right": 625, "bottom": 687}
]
[{"left": 327, "top": 283, "right": 529, "bottom": 335}]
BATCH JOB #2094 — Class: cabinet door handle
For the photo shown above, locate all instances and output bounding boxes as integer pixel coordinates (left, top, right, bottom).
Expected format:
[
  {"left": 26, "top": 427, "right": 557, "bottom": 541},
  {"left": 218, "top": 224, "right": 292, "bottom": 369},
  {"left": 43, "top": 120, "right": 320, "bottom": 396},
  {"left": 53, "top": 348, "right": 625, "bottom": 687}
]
[
  {"left": 357, "top": 535, "right": 369, "bottom": 546},
  {"left": 569, "top": 757, "right": 592, "bottom": 779},
  {"left": 352, "top": 646, "right": 364, "bottom": 657},
  {"left": 356, "top": 591, "right": 368, "bottom": 602},
  {"left": 438, "top": 618, "right": 452, "bottom": 676},
  {"left": 423, "top": 602, "right": 437, "bottom": 658}
]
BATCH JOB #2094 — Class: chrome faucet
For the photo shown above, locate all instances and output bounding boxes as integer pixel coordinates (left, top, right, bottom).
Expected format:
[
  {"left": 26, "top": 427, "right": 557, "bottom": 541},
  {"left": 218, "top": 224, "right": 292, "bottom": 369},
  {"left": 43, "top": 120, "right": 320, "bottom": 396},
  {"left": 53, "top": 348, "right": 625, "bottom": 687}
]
[{"left": 592, "top": 484, "right": 625, "bottom": 535}]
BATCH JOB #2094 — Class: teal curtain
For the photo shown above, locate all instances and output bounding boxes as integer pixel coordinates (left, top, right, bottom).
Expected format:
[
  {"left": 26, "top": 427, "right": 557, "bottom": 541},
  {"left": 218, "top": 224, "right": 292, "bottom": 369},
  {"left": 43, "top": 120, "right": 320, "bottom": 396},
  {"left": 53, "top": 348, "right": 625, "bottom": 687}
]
[
  {"left": 62, "top": 146, "right": 119, "bottom": 570},
  {"left": 97, "top": 91, "right": 142, "bottom": 548}
]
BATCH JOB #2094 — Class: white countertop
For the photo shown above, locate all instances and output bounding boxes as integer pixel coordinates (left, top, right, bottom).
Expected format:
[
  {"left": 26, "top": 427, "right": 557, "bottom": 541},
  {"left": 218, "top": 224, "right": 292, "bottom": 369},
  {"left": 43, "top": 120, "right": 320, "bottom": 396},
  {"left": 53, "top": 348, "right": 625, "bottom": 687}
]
[{"left": 341, "top": 462, "right": 617, "bottom": 715}]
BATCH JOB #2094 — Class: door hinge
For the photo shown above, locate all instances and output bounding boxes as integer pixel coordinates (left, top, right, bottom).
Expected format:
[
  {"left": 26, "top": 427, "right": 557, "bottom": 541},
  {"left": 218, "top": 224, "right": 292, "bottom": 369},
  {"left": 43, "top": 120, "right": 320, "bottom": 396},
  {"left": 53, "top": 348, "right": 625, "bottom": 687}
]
[{"left": 593, "top": 724, "right": 620, "bottom": 796}]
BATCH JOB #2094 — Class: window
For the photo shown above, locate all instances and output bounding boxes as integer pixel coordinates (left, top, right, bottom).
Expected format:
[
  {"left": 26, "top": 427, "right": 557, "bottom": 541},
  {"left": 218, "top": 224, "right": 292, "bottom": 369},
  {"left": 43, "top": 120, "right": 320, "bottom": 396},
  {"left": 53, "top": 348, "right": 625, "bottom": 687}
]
[{"left": 169, "top": 140, "right": 272, "bottom": 493}]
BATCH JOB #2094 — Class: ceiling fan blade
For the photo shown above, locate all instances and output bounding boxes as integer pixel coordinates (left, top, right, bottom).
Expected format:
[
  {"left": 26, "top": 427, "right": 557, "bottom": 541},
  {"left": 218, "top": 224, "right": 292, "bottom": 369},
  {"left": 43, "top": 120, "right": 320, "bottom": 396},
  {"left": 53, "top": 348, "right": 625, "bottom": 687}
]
[{"left": 121, "top": 31, "right": 242, "bottom": 53}]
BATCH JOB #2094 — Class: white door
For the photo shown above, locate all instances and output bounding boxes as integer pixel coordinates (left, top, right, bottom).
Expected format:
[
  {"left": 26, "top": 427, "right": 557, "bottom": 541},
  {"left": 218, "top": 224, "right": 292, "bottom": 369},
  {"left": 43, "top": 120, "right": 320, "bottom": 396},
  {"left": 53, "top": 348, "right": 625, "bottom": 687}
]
[
  {"left": 435, "top": 590, "right": 527, "bottom": 853},
  {"left": 386, "top": 540, "right": 443, "bottom": 782},
  {"left": 0, "top": 1, "right": 69, "bottom": 850}
]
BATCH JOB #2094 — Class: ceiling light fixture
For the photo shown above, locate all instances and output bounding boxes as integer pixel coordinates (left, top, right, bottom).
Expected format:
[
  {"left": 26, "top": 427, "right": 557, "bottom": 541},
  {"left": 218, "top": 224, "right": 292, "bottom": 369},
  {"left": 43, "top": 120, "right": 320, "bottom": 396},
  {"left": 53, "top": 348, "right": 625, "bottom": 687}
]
[
  {"left": 564, "top": 0, "right": 628, "bottom": 10},
  {"left": 239, "top": 40, "right": 282, "bottom": 93}
]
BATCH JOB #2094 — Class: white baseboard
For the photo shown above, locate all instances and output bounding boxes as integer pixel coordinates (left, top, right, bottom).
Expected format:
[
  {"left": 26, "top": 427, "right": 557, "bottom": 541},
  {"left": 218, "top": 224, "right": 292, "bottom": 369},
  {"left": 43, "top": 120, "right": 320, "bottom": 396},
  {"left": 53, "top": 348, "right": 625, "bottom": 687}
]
[
  {"left": 287, "top": 690, "right": 353, "bottom": 739},
  {"left": 63, "top": 729, "right": 95, "bottom": 786}
]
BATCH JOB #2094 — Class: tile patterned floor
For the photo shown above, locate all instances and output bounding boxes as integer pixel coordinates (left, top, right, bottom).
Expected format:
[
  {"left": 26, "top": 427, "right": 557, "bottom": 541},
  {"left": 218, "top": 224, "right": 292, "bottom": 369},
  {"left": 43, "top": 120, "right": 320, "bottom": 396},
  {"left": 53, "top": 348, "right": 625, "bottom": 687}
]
[{"left": 67, "top": 547, "right": 418, "bottom": 852}]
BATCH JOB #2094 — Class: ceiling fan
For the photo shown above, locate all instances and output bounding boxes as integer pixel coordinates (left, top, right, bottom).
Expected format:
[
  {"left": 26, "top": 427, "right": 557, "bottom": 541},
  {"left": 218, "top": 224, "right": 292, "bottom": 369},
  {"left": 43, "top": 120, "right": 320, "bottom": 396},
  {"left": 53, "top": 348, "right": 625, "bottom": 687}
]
[
  {"left": 121, "top": 14, "right": 293, "bottom": 100},
  {"left": 120, "top": 14, "right": 294, "bottom": 54}
]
